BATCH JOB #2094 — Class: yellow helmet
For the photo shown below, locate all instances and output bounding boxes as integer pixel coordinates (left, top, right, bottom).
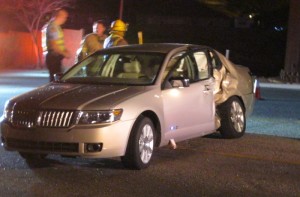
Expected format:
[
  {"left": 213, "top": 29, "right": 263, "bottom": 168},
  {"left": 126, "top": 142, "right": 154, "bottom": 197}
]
[{"left": 110, "top": 19, "right": 128, "bottom": 32}]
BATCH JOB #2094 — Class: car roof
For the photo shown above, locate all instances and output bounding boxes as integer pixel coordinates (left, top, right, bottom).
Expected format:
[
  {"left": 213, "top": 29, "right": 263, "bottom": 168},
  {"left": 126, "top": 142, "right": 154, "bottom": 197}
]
[{"left": 98, "top": 43, "right": 208, "bottom": 54}]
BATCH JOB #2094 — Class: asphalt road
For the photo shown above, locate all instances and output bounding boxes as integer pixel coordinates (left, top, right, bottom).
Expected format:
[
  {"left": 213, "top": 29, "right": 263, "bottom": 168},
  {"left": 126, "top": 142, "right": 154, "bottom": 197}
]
[
  {"left": 0, "top": 70, "right": 299, "bottom": 197},
  {"left": 0, "top": 133, "right": 299, "bottom": 197}
]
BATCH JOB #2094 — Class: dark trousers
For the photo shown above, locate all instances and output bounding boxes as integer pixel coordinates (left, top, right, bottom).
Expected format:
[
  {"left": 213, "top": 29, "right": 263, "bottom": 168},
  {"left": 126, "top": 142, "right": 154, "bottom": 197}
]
[{"left": 46, "top": 52, "right": 64, "bottom": 82}]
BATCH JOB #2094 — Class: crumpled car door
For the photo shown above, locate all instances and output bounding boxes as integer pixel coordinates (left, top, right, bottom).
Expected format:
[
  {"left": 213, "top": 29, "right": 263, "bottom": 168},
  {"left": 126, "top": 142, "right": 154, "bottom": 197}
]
[{"left": 162, "top": 51, "right": 215, "bottom": 142}]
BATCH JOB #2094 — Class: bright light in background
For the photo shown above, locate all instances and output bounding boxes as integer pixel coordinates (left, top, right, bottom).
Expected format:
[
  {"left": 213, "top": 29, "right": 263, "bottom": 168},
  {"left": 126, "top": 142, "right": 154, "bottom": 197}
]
[
  {"left": 248, "top": 13, "right": 258, "bottom": 19},
  {"left": 274, "top": 26, "right": 284, "bottom": 31}
]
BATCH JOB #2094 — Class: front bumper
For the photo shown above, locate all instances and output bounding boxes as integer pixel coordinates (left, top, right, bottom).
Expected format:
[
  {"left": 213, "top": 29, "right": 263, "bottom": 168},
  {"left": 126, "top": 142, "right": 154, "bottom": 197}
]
[{"left": 1, "top": 119, "right": 134, "bottom": 158}]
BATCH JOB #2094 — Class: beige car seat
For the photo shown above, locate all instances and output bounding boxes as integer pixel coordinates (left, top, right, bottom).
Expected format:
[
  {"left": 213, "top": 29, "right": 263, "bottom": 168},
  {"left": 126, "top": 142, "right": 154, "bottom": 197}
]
[{"left": 117, "top": 60, "right": 144, "bottom": 79}]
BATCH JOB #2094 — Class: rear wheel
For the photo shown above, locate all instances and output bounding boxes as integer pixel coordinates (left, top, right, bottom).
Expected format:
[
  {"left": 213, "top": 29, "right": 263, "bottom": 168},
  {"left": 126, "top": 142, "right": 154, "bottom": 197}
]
[
  {"left": 218, "top": 97, "right": 246, "bottom": 138},
  {"left": 121, "top": 116, "right": 155, "bottom": 170}
]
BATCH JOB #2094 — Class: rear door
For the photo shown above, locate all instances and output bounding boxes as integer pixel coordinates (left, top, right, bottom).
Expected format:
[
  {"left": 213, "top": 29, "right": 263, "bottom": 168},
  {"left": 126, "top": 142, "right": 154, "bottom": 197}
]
[{"left": 162, "top": 49, "right": 215, "bottom": 142}]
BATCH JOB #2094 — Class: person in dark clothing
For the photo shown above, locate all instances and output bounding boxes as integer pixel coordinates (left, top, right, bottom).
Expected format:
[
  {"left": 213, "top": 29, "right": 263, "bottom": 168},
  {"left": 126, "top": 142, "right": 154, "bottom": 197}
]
[{"left": 76, "top": 20, "right": 107, "bottom": 62}]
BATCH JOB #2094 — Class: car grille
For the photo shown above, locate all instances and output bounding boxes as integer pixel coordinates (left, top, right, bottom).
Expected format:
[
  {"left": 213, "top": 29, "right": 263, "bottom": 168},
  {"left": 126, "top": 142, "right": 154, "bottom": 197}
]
[
  {"left": 11, "top": 109, "right": 76, "bottom": 128},
  {"left": 5, "top": 138, "right": 79, "bottom": 153},
  {"left": 37, "top": 110, "right": 75, "bottom": 128}
]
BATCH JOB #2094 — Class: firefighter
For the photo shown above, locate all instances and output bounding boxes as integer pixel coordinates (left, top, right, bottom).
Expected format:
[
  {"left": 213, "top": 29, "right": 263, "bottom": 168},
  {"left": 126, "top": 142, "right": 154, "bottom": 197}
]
[
  {"left": 76, "top": 20, "right": 107, "bottom": 62},
  {"left": 103, "top": 19, "right": 128, "bottom": 48},
  {"left": 43, "top": 8, "right": 70, "bottom": 82}
]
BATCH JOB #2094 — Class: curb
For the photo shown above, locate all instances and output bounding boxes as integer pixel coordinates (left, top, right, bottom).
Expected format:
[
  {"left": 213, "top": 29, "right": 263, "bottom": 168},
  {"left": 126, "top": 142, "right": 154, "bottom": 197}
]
[{"left": 259, "top": 83, "right": 300, "bottom": 90}]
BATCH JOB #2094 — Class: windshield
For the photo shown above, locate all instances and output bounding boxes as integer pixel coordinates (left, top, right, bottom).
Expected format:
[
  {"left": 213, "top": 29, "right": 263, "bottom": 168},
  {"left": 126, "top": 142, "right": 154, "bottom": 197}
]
[{"left": 61, "top": 52, "right": 165, "bottom": 85}]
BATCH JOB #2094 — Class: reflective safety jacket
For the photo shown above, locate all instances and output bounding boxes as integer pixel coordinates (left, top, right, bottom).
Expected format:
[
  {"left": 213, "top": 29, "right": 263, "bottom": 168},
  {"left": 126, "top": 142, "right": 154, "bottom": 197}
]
[
  {"left": 103, "top": 34, "right": 128, "bottom": 48},
  {"left": 44, "top": 20, "right": 66, "bottom": 53}
]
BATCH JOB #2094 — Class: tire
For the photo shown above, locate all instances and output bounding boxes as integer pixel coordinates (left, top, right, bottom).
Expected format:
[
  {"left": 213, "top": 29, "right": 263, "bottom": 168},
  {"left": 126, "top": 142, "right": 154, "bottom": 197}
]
[
  {"left": 121, "top": 116, "right": 156, "bottom": 170},
  {"left": 218, "top": 96, "right": 246, "bottom": 139},
  {"left": 19, "top": 152, "right": 47, "bottom": 160}
]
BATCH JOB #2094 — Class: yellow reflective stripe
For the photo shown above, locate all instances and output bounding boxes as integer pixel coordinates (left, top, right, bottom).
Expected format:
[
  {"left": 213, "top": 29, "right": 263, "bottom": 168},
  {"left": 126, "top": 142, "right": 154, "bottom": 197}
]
[
  {"left": 111, "top": 35, "right": 122, "bottom": 46},
  {"left": 56, "top": 26, "right": 65, "bottom": 51}
]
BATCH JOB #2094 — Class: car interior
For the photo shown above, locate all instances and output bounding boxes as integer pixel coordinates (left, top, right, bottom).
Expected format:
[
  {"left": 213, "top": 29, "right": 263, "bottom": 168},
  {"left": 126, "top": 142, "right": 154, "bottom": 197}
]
[{"left": 117, "top": 59, "right": 145, "bottom": 79}]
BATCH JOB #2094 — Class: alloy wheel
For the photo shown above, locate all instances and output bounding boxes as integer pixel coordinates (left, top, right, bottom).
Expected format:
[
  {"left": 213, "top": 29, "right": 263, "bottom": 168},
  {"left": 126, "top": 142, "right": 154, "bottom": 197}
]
[
  {"left": 230, "top": 101, "right": 245, "bottom": 133},
  {"left": 138, "top": 124, "right": 154, "bottom": 164}
]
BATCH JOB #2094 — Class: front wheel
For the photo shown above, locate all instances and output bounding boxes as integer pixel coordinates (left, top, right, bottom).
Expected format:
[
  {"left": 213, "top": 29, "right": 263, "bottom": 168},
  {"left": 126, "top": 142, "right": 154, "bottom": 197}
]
[
  {"left": 121, "top": 116, "right": 155, "bottom": 170},
  {"left": 218, "top": 97, "right": 246, "bottom": 139}
]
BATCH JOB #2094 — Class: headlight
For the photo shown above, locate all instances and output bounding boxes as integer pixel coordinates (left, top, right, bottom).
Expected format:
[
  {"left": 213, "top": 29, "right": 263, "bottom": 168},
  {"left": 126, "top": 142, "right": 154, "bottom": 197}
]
[
  {"left": 75, "top": 109, "right": 123, "bottom": 125},
  {"left": 2, "top": 100, "right": 13, "bottom": 123}
]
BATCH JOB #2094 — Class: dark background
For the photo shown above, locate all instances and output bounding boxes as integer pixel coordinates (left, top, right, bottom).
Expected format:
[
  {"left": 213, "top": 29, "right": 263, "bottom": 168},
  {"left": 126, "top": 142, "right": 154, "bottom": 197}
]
[
  {"left": 0, "top": 0, "right": 290, "bottom": 77},
  {"left": 64, "top": 0, "right": 290, "bottom": 77}
]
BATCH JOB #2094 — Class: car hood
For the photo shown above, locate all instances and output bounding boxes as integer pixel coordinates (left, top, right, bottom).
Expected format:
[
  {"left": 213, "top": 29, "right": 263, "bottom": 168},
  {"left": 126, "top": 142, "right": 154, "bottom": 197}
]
[{"left": 10, "top": 83, "right": 147, "bottom": 110}]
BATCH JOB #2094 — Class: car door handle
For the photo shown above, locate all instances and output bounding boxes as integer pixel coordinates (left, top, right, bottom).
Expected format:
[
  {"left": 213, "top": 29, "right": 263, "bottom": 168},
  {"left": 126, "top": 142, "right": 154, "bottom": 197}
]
[
  {"left": 203, "top": 85, "right": 211, "bottom": 94},
  {"left": 205, "top": 85, "right": 211, "bottom": 90}
]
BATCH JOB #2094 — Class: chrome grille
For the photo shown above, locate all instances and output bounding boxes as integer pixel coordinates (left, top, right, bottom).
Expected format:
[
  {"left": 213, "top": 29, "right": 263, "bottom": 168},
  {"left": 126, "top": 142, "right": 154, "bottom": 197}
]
[{"left": 37, "top": 110, "right": 75, "bottom": 128}]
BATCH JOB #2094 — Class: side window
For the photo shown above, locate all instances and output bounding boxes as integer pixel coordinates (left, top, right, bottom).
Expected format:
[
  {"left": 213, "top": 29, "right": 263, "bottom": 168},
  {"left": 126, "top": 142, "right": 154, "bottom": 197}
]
[
  {"left": 171, "top": 55, "right": 198, "bottom": 82},
  {"left": 208, "top": 50, "right": 222, "bottom": 70},
  {"left": 163, "top": 52, "right": 200, "bottom": 89},
  {"left": 193, "top": 51, "right": 209, "bottom": 80}
]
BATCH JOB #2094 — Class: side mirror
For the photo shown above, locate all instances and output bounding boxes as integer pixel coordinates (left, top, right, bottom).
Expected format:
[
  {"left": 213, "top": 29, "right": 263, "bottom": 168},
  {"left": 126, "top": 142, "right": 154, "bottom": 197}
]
[
  {"left": 170, "top": 77, "right": 190, "bottom": 88},
  {"left": 54, "top": 73, "right": 63, "bottom": 82}
]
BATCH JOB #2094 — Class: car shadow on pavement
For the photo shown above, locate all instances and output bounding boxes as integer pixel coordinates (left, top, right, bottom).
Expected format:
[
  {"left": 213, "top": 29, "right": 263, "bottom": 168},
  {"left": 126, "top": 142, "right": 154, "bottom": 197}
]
[
  {"left": 23, "top": 155, "right": 125, "bottom": 170},
  {"left": 24, "top": 157, "right": 67, "bottom": 169},
  {"left": 203, "top": 132, "right": 223, "bottom": 139},
  {"left": 23, "top": 133, "right": 227, "bottom": 170}
]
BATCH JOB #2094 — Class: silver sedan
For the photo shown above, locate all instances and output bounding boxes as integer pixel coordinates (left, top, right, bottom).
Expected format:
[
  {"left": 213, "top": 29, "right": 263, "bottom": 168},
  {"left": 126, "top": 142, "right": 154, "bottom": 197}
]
[{"left": 1, "top": 43, "right": 256, "bottom": 169}]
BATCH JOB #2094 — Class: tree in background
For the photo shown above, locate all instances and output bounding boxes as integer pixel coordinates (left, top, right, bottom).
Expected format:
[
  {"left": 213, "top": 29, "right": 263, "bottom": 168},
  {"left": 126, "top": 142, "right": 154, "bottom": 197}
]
[{"left": 0, "top": 0, "right": 74, "bottom": 68}]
